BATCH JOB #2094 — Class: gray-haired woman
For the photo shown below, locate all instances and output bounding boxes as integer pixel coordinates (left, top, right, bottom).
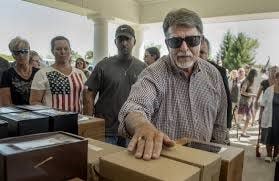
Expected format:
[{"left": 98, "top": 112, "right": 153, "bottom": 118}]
[{"left": 0, "top": 37, "right": 38, "bottom": 106}]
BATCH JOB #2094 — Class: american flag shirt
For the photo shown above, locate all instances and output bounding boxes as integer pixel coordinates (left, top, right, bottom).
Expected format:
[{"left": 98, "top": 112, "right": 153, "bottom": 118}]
[
  {"left": 31, "top": 66, "right": 87, "bottom": 113},
  {"left": 119, "top": 55, "right": 227, "bottom": 144}
]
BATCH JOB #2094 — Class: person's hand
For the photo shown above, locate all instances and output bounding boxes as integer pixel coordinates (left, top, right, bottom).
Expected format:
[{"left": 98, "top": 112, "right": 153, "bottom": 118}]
[{"left": 127, "top": 122, "right": 175, "bottom": 161}]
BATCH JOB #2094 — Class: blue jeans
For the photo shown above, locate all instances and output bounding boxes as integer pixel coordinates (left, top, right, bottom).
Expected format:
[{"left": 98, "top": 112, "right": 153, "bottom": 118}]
[{"left": 105, "top": 136, "right": 128, "bottom": 147}]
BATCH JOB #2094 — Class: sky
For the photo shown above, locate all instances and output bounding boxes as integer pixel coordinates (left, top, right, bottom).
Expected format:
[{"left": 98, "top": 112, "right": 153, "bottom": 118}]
[{"left": 1, "top": 0, "right": 279, "bottom": 65}]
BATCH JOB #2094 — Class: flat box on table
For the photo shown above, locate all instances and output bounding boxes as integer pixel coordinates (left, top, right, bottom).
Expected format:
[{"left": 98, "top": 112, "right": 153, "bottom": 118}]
[
  {"left": 78, "top": 115, "right": 105, "bottom": 141},
  {"left": 99, "top": 150, "right": 201, "bottom": 181},
  {"left": 34, "top": 109, "right": 78, "bottom": 134},
  {"left": 16, "top": 105, "right": 51, "bottom": 111},
  {"left": 161, "top": 144, "right": 221, "bottom": 181},
  {"left": 0, "top": 131, "right": 88, "bottom": 181},
  {"left": 176, "top": 138, "right": 244, "bottom": 181},
  {"left": 0, "top": 106, "right": 23, "bottom": 114},
  {"left": 0, "top": 112, "right": 49, "bottom": 137},
  {"left": 87, "top": 138, "right": 124, "bottom": 181},
  {"left": 0, "top": 120, "right": 8, "bottom": 139}
]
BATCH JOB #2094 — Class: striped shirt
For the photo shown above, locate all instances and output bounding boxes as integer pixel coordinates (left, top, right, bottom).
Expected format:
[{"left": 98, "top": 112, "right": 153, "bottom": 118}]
[
  {"left": 119, "top": 55, "right": 227, "bottom": 143},
  {"left": 31, "top": 66, "right": 87, "bottom": 113}
]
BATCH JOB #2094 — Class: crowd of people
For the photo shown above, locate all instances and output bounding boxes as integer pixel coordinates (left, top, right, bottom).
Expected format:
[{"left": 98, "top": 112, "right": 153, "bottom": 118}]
[{"left": 0, "top": 8, "right": 278, "bottom": 172}]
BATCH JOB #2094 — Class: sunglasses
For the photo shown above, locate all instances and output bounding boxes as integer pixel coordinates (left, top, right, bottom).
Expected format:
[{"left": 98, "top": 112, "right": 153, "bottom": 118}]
[
  {"left": 166, "top": 36, "right": 202, "bottom": 48},
  {"left": 13, "top": 49, "right": 29, "bottom": 56}
]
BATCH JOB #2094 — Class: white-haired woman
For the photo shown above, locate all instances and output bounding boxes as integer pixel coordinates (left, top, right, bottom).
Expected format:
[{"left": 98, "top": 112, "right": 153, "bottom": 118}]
[{"left": 0, "top": 37, "right": 38, "bottom": 106}]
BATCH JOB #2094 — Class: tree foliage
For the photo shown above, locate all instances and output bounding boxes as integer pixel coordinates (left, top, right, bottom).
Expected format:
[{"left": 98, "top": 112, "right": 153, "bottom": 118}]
[
  {"left": 217, "top": 31, "right": 259, "bottom": 71},
  {"left": 71, "top": 50, "right": 82, "bottom": 61},
  {"left": 85, "top": 50, "right": 94, "bottom": 63},
  {"left": 0, "top": 53, "right": 14, "bottom": 62}
]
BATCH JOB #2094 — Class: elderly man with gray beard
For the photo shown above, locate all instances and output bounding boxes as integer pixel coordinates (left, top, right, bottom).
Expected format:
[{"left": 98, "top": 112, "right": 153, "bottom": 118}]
[{"left": 118, "top": 8, "right": 227, "bottom": 160}]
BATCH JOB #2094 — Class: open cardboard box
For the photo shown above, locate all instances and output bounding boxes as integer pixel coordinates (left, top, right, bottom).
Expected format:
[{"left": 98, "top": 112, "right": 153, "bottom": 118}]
[
  {"left": 161, "top": 144, "right": 221, "bottom": 181},
  {"left": 176, "top": 138, "right": 244, "bottom": 181}
]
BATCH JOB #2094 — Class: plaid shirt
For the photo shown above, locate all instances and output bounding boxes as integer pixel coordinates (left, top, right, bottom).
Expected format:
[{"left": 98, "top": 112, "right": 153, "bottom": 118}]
[{"left": 118, "top": 55, "right": 227, "bottom": 143}]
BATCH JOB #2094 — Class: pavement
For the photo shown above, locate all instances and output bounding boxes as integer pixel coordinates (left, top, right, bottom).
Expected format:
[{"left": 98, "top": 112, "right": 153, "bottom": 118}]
[{"left": 229, "top": 121, "right": 276, "bottom": 181}]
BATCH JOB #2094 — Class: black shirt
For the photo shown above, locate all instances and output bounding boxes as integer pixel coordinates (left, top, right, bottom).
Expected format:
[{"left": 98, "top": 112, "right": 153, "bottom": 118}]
[
  {"left": 0, "top": 67, "right": 38, "bottom": 105},
  {"left": 261, "top": 79, "right": 270, "bottom": 93},
  {"left": 86, "top": 56, "right": 147, "bottom": 136},
  {"left": 209, "top": 61, "right": 232, "bottom": 128},
  {"left": 0, "top": 58, "right": 10, "bottom": 84}
]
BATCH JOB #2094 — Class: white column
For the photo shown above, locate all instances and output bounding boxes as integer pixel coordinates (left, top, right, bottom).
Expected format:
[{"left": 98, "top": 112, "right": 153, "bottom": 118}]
[
  {"left": 132, "top": 24, "right": 144, "bottom": 60},
  {"left": 87, "top": 14, "right": 111, "bottom": 63}
]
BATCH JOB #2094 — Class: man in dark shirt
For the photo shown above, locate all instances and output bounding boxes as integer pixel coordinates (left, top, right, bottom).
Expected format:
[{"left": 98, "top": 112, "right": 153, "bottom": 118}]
[
  {"left": 84, "top": 24, "right": 147, "bottom": 146},
  {"left": 200, "top": 37, "right": 232, "bottom": 144}
]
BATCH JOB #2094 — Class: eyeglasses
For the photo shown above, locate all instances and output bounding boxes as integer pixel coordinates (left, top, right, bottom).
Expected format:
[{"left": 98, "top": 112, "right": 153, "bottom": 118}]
[
  {"left": 166, "top": 36, "right": 202, "bottom": 48},
  {"left": 12, "top": 49, "right": 29, "bottom": 56}
]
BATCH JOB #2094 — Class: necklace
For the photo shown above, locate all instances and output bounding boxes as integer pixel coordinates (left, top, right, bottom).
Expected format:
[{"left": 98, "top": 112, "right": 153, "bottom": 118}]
[
  {"left": 120, "top": 60, "right": 133, "bottom": 76},
  {"left": 15, "top": 65, "right": 32, "bottom": 79}
]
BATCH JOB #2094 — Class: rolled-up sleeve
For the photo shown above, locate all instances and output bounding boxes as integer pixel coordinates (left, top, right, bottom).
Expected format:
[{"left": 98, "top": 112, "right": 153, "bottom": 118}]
[
  {"left": 211, "top": 72, "right": 228, "bottom": 144},
  {"left": 118, "top": 68, "right": 161, "bottom": 137}
]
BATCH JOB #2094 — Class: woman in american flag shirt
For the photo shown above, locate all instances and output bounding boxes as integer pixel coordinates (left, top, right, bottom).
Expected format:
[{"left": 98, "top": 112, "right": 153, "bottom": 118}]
[{"left": 30, "top": 36, "right": 87, "bottom": 113}]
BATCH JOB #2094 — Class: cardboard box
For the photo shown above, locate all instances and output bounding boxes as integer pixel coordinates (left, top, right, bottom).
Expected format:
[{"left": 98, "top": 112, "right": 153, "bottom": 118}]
[
  {"left": 0, "top": 120, "right": 8, "bottom": 139},
  {"left": 0, "top": 112, "right": 49, "bottom": 137},
  {"left": 86, "top": 138, "right": 124, "bottom": 181},
  {"left": 0, "top": 106, "right": 23, "bottom": 114},
  {"left": 34, "top": 109, "right": 78, "bottom": 134},
  {"left": 99, "top": 150, "right": 200, "bottom": 181},
  {"left": 16, "top": 105, "right": 51, "bottom": 111},
  {"left": 161, "top": 144, "right": 221, "bottom": 181},
  {"left": 176, "top": 138, "right": 244, "bottom": 181},
  {"left": 0, "top": 132, "right": 88, "bottom": 181},
  {"left": 78, "top": 115, "right": 105, "bottom": 141}
]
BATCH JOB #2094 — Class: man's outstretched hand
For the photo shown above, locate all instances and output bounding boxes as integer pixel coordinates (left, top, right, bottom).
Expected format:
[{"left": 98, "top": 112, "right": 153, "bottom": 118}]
[{"left": 127, "top": 122, "right": 175, "bottom": 160}]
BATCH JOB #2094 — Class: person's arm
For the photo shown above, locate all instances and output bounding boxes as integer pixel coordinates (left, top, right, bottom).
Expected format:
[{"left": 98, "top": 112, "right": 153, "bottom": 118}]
[
  {"left": 211, "top": 72, "right": 228, "bottom": 144},
  {"left": 255, "top": 85, "right": 263, "bottom": 108},
  {"left": 124, "top": 112, "right": 174, "bottom": 160},
  {"left": 0, "top": 88, "right": 12, "bottom": 106},
  {"left": 29, "top": 89, "right": 45, "bottom": 105},
  {"left": 83, "top": 89, "right": 96, "bottom": 116},
  {"left": 118, "top": 68, "right": 175, "bottom": 160},
  {"left": 84, "top": 62, "right": 102, "bottom": 115}
]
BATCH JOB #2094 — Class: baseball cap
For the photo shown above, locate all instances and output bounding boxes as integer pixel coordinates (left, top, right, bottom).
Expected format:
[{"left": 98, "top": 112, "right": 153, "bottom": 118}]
[{"left": 115, "top": 24, "right": 135, "bottom": 39}]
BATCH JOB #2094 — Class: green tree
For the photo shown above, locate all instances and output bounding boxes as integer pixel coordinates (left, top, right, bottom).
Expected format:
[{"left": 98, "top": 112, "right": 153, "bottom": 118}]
[
  {"left": 0, "top": 53, "right": 14, "bottom": 62},
  {"left": 216, "top": 31, "right": 235, "bottom": 69},
  {"left": 71, "top": 50, "right": 82, "bottom": 61},
  {"left": 85, "top": 50, "right": 94, "bottom": 63},
  {"left": 217, "top": 31, "right": 259, "bottom": 71}
]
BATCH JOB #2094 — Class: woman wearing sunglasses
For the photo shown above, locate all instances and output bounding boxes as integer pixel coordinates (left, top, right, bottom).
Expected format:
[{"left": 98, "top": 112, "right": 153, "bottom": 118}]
[{"left": 0, "top": 37, "right": 38, "bottom": 106}]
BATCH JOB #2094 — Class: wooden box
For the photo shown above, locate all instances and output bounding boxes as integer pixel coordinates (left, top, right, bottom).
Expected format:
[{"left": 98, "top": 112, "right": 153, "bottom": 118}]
[
  {"left": 0, "top": 112, "right": 49, "bottom": 137},
  {"left": 0, "top": 132, "right": 88, "bottom": 181},
  {"left": 0, "top": 106, "right": 23, "bottom": 114},
  {"left": 16, "top": 105, "right": 51, "bottom": 111},
  {"left": 34, "top": 109, "right": 78, "bottom": 134},
  {"left": 0, "top": 120, "right": 8, "bottom": 139}
]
